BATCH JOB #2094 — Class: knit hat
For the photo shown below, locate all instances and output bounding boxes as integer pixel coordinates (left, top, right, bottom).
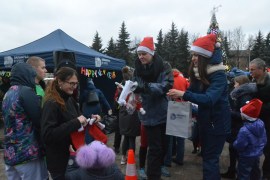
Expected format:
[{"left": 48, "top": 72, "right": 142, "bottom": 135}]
[
  {"left": 191, "top": 34, "right": 217, "bottom": 58},
  {"left": 137, "top": 37, "right": 155, "bottom": 56},
  {"left": 240, "top": 98, "right": 263, "bottom": 121},
  {"left": 76, "top": 140, "right": 115, "bottom": 169}
]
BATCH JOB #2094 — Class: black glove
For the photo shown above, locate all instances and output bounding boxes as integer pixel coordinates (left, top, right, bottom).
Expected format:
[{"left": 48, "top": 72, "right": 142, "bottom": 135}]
[{"left": 134, "top": 79, "right": 148, "bottom": 93}]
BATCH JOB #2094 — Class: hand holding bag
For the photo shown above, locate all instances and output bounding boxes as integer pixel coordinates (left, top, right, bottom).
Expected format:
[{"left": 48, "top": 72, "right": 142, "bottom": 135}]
[{"left": 166, "top": 101, "right": 192, "bottom": 138}]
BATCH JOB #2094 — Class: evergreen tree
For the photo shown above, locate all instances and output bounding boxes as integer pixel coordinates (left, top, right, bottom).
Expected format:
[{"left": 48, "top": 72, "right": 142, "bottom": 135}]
[
  {"left": 105, "top": 37, "right": 117, "bottom": 57},
  {"left": 263, "top": 32, "right": 270, "bottom": 65},
  {"left": 162, "top": 33, "right": 170, "bottom": 60},
  {"left": 207, "top": 8, "right": 228, "bottom": 65},
  {"left": 222, "top": 36, "right": 231, "bottom": 59},
  {"left": 251, "top": 31, "right": 265, "bottom": 60},
  {"left": 91, "top": 31, "right": 104, "bottom": 53},
  {"left": 115, "top": 21, "right": 132, "bottom": 66},
  {"left": 155, "top": 29, "right": 165, "bottom": 57},
  {"left": 176, "top": 29, "right": 190, "bottom": 76},
  {"left": 163, "top": 22, "right": 179, "bottom": 68}
]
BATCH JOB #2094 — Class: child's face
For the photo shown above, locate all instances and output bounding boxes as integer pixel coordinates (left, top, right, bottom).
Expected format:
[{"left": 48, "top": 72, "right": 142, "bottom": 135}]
[{"left": 234, "top": 81, "right": 240, "bottom": 88}]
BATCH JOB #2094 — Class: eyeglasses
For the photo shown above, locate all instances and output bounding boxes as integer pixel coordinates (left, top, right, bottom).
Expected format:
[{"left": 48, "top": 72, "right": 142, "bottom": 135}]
[{"left": 65, "top": 81, "right": 79, "bottom": 87}]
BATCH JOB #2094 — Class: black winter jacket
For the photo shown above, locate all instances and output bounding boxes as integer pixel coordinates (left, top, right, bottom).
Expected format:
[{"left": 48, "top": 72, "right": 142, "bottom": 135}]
[{"left": 41, "top": 92, "right": 81, "bottom": 173}]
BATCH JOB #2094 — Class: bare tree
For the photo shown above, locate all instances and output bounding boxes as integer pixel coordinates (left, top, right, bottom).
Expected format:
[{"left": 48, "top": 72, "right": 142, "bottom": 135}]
[
  {"left": 225, "top": 27, "right": 246, "bottom": 68},
  {"left": 246, "top": 34, "right": 255, "bottom": 66}
]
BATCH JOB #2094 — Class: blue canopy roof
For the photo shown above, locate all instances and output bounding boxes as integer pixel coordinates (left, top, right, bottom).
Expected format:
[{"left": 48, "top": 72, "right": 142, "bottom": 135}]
[{"left": 0, "top": 29, "right": 125, "bottom": 71}]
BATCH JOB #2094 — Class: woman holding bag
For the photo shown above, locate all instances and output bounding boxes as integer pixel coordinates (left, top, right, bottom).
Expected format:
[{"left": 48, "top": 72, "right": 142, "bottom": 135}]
[{"left": 167, "top": 34, "right": 231, "bottom": 180}]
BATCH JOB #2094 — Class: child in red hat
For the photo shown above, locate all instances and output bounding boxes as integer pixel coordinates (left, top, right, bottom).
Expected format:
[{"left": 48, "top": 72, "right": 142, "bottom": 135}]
[{"left": 233, "top": 98, "right": 267, "bottom": 180}]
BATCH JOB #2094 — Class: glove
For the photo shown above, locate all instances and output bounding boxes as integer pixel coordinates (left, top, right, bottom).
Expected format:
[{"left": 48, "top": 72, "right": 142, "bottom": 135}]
[{"left": 134, "top": 81, "right": 149, "bottom": 94}]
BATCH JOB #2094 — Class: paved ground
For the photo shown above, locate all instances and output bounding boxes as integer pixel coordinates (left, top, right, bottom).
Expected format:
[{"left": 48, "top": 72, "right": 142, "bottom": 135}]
[{"left": 0, "top": 132, "right": 264, "bottom": 180}]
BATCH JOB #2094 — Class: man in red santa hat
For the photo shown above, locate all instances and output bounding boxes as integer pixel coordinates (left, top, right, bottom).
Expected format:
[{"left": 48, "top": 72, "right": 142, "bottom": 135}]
[{"left": 133, "top": 36, "right": 174, "bottom": 180}]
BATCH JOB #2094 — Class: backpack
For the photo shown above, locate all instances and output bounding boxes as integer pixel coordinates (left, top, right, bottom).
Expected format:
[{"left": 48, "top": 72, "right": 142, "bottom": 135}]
[{"left": 87, "top": 90, "right": 99, "bottom": 104}]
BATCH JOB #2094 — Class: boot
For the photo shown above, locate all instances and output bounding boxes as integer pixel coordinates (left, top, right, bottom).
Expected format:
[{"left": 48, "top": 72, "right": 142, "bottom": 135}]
[{"left": 220, "top": 167, "right": 236, "bottom": 179}]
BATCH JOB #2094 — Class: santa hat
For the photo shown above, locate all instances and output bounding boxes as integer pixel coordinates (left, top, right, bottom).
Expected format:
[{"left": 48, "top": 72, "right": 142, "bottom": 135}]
[
  {"left": 76, "top": 140, "right": 115, "bottom": 169},
  {"left": 137, "top": 37, "right": 155, "bottom": 56},
  {"left": 240, "top": 98, "right": 263, "bottom": 122},
  {"left": 191, "top": 34, "right": 217, "bottom": 58}
]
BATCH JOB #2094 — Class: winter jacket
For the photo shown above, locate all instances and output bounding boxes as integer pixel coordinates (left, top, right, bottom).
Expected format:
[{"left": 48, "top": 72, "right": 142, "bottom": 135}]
[
  {"left": 183, "top": 64, "right": 231, "bottom": 135},
  {"left": 80, "top": 81, "right": 111, "bottom": 118},
  {"left": 133, "top": 55, "right": 174, "bottom": 126},
  {"left": 41, "top": 91, "right": 82, "bottom": 173},
  {"left": 2, "top": 63, "right": 43, "bottom": 166},
  {"left": 233, "top": 119, "right": 267, "bottom": 157},
  {"left": 254, "top": 72, "right": 270, "bottom": 134},
  {"left": 119, "top": 105, "right": 140, "bottom": 136},
  {"left": 228, "top": 83, "right": 257, "bottom": 142}
]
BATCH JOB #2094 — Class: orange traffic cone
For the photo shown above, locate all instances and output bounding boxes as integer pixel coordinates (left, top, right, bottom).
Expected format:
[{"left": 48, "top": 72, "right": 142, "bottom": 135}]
[{"left": 125, "top": 149, "right": 137, "bottom": 180}]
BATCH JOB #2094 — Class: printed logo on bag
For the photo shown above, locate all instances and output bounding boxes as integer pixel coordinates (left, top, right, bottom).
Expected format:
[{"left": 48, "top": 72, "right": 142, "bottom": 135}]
[{"left": 170, "top": 113, "right": 186, "bottom": 120}]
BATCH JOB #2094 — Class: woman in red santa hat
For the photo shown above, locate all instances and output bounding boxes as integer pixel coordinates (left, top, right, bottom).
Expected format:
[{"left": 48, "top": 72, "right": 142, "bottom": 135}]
[
  {"left": 133, "top": 36, "right": 174, "bottom": 180},
  {"left": 167, "top": 34, "right": 231, "bottom": 180}
]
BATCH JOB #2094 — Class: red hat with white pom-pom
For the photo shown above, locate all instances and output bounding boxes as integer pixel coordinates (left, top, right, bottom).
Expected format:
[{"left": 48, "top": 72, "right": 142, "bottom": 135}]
[
  {"left": 240, "top": 98, "right": 263, "bottom": 122},
  {"left": 191, "top": 34, "right": 218, "bottom": 58},
  {"left": 137, "top": 37, "right": 155, "bottom": 56}
]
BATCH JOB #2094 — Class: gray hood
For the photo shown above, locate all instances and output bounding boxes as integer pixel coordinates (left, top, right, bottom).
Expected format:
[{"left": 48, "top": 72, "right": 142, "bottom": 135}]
[
  {"left": 10, "top": 62, "right": 36, "bottom": 89},
  {"left": 230, "top": 83, "right": 257, "bottom": 100}
]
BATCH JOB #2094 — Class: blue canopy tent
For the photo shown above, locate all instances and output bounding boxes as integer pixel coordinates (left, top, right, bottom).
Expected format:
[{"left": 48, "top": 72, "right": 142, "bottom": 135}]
[
  {"left": 0, "top": 29, "right": 126, "bottom": 107},
  {"left": 0, "top": 29, "right": 125, "bottom": 71}
]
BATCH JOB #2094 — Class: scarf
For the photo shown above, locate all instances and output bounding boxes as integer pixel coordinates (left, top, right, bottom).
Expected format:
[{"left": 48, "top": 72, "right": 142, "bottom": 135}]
[
  {"left": 135, "top": 54, "right": 164, "bottom": 82},
  {"left": 193, "top": 63, "right": 226, "bottom": 80}
]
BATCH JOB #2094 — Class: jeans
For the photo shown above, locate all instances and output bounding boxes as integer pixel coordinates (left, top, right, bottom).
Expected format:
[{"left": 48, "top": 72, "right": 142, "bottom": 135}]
[
  {"left": 85, "top": 126, "right": 95, "bottom": 144},
  {"left": 5, "top": 159, "right": 48, "bottom": 180},
  {"left": 237, "top": 156, "right": 261, "bottom": 180},
  {"left": 164, "top": 136, "right": 185, "bottom": 165},
  {"left": 201, "top": 133, "right": 226, "bottom": 180}
]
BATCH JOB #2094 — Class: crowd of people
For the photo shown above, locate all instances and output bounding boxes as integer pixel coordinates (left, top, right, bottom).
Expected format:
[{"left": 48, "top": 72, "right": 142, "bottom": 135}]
[{"left": 0, "top": 33, "right": 269, "bottom": 180}]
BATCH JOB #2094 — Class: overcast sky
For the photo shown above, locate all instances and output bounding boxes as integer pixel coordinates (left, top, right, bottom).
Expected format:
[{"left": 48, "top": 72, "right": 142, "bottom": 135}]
[{"left": 1, "top": 0, "right": 269, "bottom": 52}]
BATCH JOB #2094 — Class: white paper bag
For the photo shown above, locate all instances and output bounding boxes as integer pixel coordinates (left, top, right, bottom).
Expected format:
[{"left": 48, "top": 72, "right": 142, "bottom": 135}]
[
  {"left": 117, "top": 80, "right": 133, "bottom": 106},
  {"left": 166, "top": 101, "right": 192, "bottom": 138}
]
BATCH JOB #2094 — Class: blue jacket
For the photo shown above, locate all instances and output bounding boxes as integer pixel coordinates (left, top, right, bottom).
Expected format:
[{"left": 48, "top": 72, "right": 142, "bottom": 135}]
[
  {"left": 228, "top": 83, "right": 257, "bottom": 142},
  {"left": 134, "top": 55, "right": 174, "bottom": 126},
  {"left": 80, "top": 82, "right": 111, "bottom": 118},
  {"left": 183, "top": 69, "right": 231, "bottom": 135},
  {"left": 233, "top": 119, "right": 267, "bottom": 157}
]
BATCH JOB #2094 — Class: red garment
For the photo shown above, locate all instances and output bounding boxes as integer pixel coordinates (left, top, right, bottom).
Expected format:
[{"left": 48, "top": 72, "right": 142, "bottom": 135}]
[
  {"left": 114, "top": 86, "right": 122, "bottom": 102},
  {"left": 172, "top": 71, "right": 189, "bottom": 91}
]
